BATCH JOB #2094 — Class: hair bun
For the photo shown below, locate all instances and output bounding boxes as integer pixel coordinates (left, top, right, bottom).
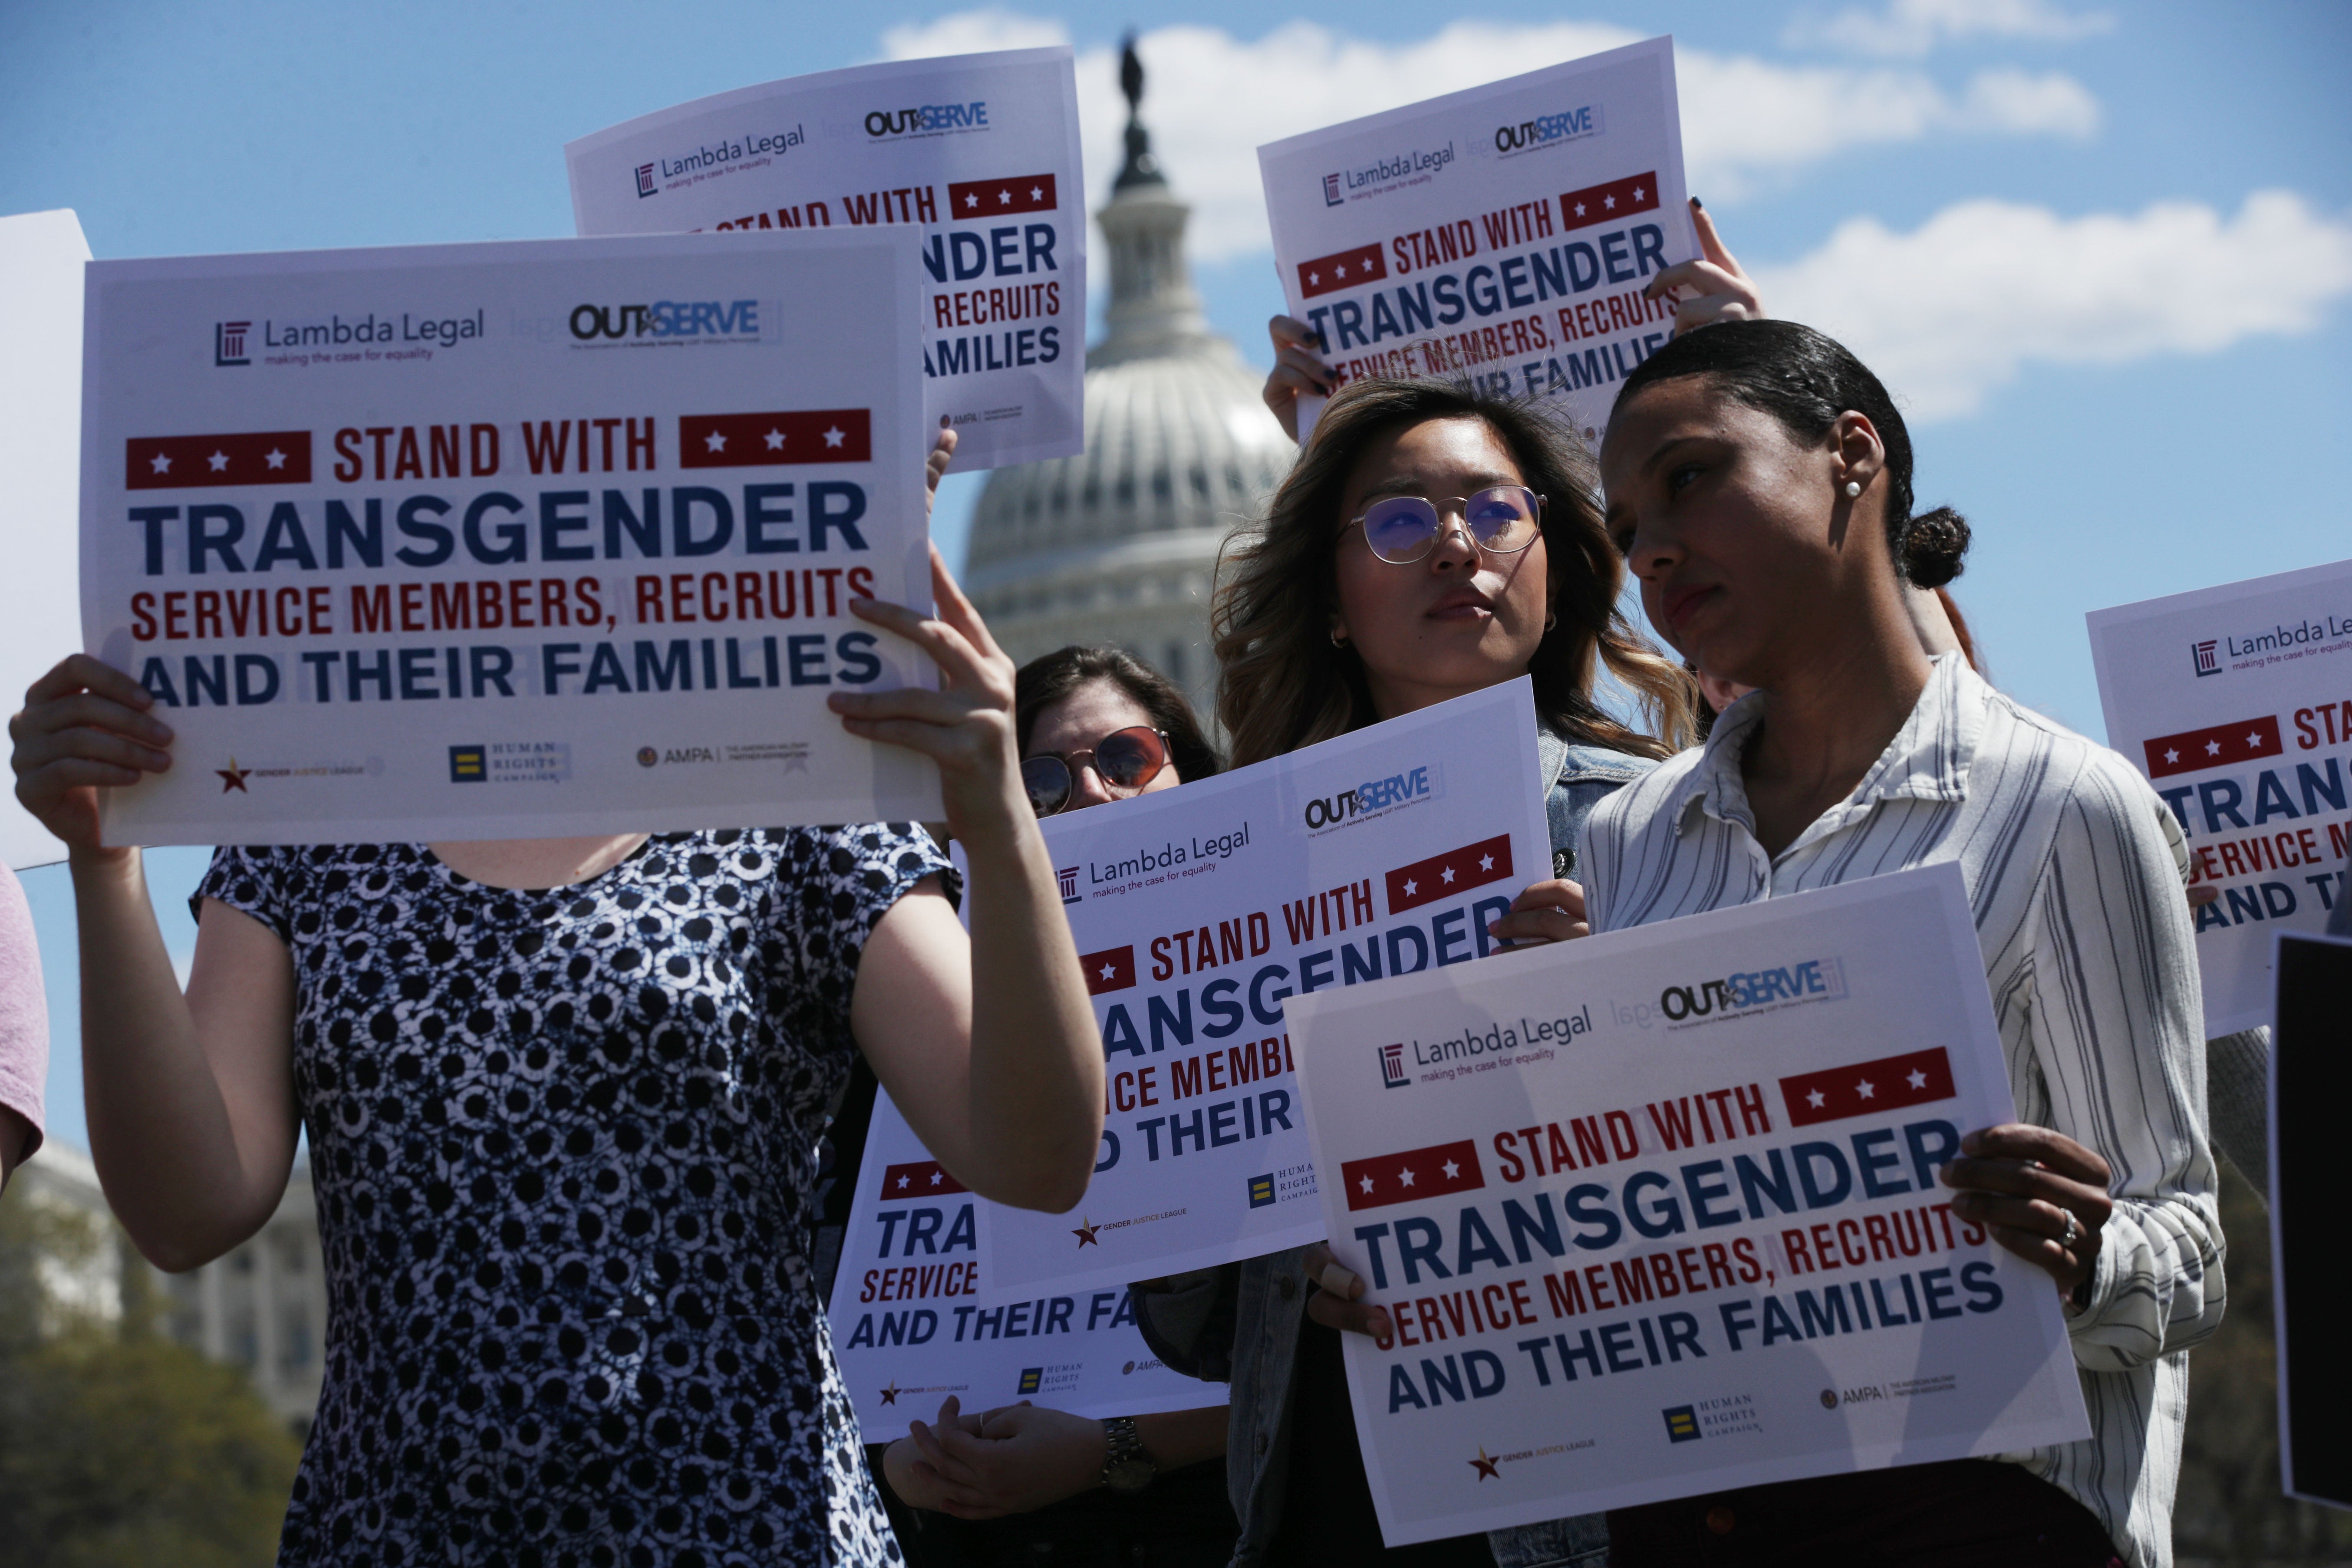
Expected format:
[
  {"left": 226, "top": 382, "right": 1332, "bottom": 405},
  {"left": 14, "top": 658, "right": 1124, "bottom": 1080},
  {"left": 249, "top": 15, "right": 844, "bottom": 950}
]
[{"left": 1903, "top": 506, "right": 1971, "bottom": 588}]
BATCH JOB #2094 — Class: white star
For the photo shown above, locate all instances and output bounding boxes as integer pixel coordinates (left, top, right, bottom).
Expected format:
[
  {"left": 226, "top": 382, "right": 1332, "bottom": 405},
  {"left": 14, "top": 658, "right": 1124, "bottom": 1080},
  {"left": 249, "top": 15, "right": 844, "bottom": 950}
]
[
  {"left": 998, "top": 188, "right": 1012, "bottom": 205},
  {"left": 764, "top": 428, "right": 785, "bottom": 450},
  {"left": 2205, "top": 739, "right": 2222, "bottom": 756},
  {"left": 1359, "top": 1173, "right": 1375, "bottom": 1195},
  {"left": 1441, "top": 1160, "right": 1459, "bottom": 1179},
  {"left": 149, "top": 453, "right": 171, "bottom": 474},
  {"left": 1479, "top": 854, "right": 1494, "bottom": 872},
  {"left": 1335, "top": 262, "right": 1348, "bottom": 277},
  {"left": 1440, "top": 866, "right": 1456, "bottom": 883},
  {"left": 1307, "top": 270, "right": 1321, "bottom": 286},
  {"left": 1402, "top": 879, "right": 1417, "bottom": 897},
  {"left": 929, "top": 1170, "right": 944, "bottom": 1186},
  {"left": 1603, "top": 194, "right": 1616, "bottom": 209},
  {"left": 1029, "top": 185, "right": 1043, "bottom": 201},
  {"left": 1099, "top": 961, "right": 1117, "bottom": 980},
  {"left": 1907, "top": 1069, "right": 1928, "bottom": 1090},
  {"left": 965, "top": 192, "right": 979, "bottom": 209},
  {"left": 1633, "top": 186, "right": 1646, "bottom": 201},
  {"left": 1574, "top": 202, "right": 1586, "bottom": 217},
  {"left": 1806, "top": 1088, "right": 1826, "bottom": 1109},
  {"left": 1397, "top": 1167, "right": 1416, "bottom": 1187},
  {"left": 2247, "top": 731, "right": 2264, "bottom": 747},
  {"left": 207, "top": 450, "right": 229, "bottom": 471},
  {"left": 264, "top": 448, "right": 287, "bottom": 469},
  {"left": 823, "top": 426, "right": 846, "bottom": 448},
  {"left": 705, "top": 431, "right": 727, "bottom": 452},
  {"left": 1855, "top": 1078, "right": 1875, "bottom": 1100},
  {"left": 2164, "top": 749, "right": 2180, "bottom": 764},
  {"left": 895, "top": 1174, "right": 910, "bottom": 1189}
]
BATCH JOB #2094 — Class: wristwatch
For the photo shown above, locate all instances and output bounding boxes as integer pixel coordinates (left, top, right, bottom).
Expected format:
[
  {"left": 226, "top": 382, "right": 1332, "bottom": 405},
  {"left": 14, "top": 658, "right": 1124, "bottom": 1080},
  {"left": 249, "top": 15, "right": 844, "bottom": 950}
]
[{"left": 1098, "top": 1416, "right": 1157, "bottom": 1492}]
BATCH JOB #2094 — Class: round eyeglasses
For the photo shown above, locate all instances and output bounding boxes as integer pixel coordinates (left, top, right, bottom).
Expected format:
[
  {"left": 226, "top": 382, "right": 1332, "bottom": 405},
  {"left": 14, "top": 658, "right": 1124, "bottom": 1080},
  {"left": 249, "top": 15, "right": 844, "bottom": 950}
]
[
  {"left": 1021, "top": 725, "right": 1173, "bottom": 817},
  {"left": 1348, "top": 485, "right": 1544, "bottom": 565}
]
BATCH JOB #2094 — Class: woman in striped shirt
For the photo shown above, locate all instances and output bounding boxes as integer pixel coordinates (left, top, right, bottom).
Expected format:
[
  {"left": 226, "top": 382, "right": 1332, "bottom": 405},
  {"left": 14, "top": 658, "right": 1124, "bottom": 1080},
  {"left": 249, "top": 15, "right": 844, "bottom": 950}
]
[{"left": 1584, "top": 319, "right": 2222, "bottom": 1568}]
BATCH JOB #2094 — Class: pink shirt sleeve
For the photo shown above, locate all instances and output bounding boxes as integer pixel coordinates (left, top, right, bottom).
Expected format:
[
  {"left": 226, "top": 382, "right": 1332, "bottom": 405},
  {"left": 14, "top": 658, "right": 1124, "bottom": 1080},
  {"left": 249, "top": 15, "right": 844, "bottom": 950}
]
[{"left": 0, "top": 865, "right": 49, "bottom": 1161}]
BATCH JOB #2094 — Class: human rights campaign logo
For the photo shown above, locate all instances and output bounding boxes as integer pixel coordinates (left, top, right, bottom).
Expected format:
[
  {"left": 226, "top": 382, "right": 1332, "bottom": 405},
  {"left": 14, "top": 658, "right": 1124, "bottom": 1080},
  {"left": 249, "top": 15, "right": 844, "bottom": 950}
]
[
  {"left": 449, "top": 745, "right": 487, "bottom": 784},
  {"left": 1662, "top": 1406, "right": 1700, "bottom": 1443},
  {"left": 1378, "top": 1043, "right": 1411, "bottom": 1090},
  {"left": 1247, "top": 1173, "right": 1276, "bottom": 1208},
  {"left": 214, "top": 321, "right": 251, "bottom": 366},
  {"left": 635, "top": 162, "right": 659, "bottom": 198},
  {"left": 1015, "top": 1368, "right": 1043, "bottom": 1396},
  {"left": 2192, "top": 639, "right": 2222, "bottom": 677}
]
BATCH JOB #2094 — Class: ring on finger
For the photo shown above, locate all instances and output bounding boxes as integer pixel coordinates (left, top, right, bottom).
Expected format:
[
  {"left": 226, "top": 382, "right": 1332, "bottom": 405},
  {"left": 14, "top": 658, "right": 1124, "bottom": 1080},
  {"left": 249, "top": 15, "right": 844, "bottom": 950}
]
[{"left": 2059, "top": 1210, "right": 2081, "bottom": 1249}]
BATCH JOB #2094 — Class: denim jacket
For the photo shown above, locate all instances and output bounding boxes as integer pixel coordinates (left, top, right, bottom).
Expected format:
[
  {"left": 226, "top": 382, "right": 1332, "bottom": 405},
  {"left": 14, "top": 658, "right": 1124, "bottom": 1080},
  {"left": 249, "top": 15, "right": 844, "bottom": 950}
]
[{"left": 1133, "top": 731, "right": 1653, "bottom": 1568}]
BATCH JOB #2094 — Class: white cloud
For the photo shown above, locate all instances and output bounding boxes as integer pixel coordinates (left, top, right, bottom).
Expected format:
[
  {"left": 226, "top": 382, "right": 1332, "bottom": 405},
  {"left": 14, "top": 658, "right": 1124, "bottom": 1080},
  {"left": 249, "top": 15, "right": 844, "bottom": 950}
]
[
  {"left": 882, "top": 13, "right": 2102, "bottom": 263},
  {"left": 1786, "top": 0, "right": 2114, "bottom": 59},
  {"left": 1754, "top": 190, "right": 2352, "bottom": 420}
]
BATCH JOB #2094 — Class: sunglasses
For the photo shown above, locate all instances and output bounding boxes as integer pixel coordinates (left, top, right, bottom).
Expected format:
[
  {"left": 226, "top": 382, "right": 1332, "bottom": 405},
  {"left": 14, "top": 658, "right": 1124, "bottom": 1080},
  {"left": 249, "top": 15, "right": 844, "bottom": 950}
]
[
  {"left": 1348, "top": 485, "right": 1545, "bottom": 565},
  {"left": 1021, "top": 725, "right": 1173, "bottom": 817}
]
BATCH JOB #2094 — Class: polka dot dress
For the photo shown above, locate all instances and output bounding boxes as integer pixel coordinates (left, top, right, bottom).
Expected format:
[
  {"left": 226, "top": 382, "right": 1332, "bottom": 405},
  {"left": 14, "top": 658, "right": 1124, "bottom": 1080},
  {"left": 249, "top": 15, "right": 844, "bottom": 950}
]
[{"left": 196, "top": 827, "right": 946, "bottom": 1567}]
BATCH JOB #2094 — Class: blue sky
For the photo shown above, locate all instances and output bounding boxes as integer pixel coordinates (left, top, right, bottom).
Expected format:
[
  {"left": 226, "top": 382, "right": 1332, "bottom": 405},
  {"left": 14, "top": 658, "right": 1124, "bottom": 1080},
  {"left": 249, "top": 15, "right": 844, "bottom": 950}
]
[{"left": 5, "top": 0, "right": 2348, "bottom": 1155}]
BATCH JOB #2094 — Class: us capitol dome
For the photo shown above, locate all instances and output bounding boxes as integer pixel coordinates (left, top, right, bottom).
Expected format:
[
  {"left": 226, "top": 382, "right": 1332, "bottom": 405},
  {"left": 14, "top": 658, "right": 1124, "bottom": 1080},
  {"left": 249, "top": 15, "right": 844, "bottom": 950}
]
[{"left": 962, "top": 43, "right": 1293, "bottom": 718}]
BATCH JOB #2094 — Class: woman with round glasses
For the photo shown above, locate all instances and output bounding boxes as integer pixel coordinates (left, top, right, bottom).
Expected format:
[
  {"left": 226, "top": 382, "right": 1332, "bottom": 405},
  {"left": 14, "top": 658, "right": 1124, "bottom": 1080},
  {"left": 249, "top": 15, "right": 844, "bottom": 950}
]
[
  {"left": 1134, "top": 374, "right": 1696, "bottom": 1568},
  {"left": 866, "top": 645, "right": 1239, "bottom": 1568}
]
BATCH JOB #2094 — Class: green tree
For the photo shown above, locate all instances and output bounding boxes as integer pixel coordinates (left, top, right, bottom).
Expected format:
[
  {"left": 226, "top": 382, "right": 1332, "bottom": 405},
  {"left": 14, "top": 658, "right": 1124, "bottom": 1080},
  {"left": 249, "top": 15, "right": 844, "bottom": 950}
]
[
  {"left": 0, "top": 1176, "right": 301, "bottom": 1566},
  {"left": 2174, "top": 1168, "right": 2352, "bottom": 1565}
]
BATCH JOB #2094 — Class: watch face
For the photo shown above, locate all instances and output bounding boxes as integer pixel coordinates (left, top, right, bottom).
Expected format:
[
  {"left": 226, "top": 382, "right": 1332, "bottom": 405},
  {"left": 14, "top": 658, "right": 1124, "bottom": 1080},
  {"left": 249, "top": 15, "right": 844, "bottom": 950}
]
[{"left": 1105, "top": 1458, "right": 1156, "bottom": 1492}]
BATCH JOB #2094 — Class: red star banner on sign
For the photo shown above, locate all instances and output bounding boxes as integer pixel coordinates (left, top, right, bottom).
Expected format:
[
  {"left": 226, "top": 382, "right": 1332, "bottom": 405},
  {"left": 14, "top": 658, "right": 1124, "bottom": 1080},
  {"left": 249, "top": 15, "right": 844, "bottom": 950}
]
[
  {"left": 878, "top": 1160, "right": 969, "bottom": 1200},
  {"left": 125, "top": 431, "right": 313, "bottom": 490},
  {"left": 678, "top": 410, "right": 871, "bottom": 468},
  {"left": 1386, "top": 833, "right": 1515, "bottom": 916},
  {"left": 947, "top": 173, "right": 1058, "bottom": 218},
  {"left": 1779, "top": 1046, "right": 1957, "bottom": 1128},
  {"left": 1557, "top": 172, "right": 1660, "bottom": 233},
  {"left": 1297, "top": 242, "right": 1390, "bottom": 300},
  {"left": 1343, "top": 1137, "right": 1485, "bottom": 1212},
  {"left": 1081, "top": 945, "right": 1136, "bottom": 995},
  {"left": 2141, "top": 715, "right": 2283, "bottom": 779}
]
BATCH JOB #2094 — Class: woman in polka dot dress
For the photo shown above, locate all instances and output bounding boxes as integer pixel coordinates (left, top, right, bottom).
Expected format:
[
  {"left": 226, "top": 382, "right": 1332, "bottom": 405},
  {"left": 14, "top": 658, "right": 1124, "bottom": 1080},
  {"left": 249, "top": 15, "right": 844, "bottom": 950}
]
[{"left": 11, "top": 481, "right": 1107, "bottom": 1565}]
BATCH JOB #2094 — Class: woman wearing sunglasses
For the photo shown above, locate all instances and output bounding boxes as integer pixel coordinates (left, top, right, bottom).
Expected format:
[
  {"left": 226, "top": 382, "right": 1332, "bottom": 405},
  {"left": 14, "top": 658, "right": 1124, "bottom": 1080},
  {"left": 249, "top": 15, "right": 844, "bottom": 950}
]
[
  {"left": 870, "top": 645, "right": 1241, "bottom": 1568},
  {"left": 1133, "top": 372, "right": 1697, "bottom": 1568}
]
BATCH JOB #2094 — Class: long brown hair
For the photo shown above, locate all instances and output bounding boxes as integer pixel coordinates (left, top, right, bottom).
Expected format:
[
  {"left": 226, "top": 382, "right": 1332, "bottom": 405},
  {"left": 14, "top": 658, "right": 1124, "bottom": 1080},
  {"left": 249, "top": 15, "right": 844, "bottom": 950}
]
[
  {"left": 1015, "top": 645, "right": 1223, "bottom": 784},
  {"left": 1212, "top": 378, "right": 1694, "bottom": 768}
]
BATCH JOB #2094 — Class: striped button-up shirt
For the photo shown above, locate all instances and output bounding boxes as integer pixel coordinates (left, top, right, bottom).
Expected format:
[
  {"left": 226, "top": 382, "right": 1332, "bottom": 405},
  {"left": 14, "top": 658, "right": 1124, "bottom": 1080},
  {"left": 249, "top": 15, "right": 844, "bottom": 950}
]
[{"left": 1584, "top": 653, "right": 2223, "bottom": 1568}]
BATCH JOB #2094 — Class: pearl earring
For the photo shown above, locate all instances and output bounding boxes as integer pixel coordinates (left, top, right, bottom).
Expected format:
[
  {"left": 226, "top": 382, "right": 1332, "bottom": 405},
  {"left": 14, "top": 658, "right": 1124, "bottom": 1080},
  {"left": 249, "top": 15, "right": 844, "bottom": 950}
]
[{"left": 1843, "top": 480, "right": 1861, "bottom": 497}]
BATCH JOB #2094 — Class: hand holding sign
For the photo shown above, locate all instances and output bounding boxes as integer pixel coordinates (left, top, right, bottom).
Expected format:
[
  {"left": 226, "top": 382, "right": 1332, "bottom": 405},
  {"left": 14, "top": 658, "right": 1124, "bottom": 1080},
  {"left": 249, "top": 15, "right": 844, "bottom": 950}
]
[
  {"left": 10, "top": 653, "right": 176, "bottom": 857},
  {"left": 1939, "top": 1123, "right": 2113, "bottom": 1299}
]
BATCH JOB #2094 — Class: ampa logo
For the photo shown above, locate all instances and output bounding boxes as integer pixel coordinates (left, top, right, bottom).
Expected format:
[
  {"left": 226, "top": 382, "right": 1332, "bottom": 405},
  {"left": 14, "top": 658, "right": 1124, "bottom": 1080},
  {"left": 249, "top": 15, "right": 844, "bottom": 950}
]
[
  {"left": 1322, "top": 172, "right": 1344, "bottom": 207},
  {"left": 1378, "top": 1042, "right": 1410, "bottom": 1090},
  {"left": 2192, "top": 639, "right": 2222, "bottom": 677},
  {"left": 214, "top": 321, "right": 251, "bottom": 366},
  {"left": 634, "top": 163, "right": 659, "bottom": 198}
]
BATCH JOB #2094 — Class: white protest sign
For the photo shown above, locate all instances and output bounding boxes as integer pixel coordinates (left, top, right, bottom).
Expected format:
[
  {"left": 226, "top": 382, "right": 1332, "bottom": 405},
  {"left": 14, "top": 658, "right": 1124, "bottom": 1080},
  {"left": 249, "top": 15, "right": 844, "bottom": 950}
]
[
  {"left": 827, "top": 1090, "right": 1216, "bottom": 1437},
  {"left": 0, "top": 209, "right": 92, "bottom": 870},
  {"left": 2087, "top": 558, "right": 2352, "bottom": 1035},
  {"left": 568, "top": 49, "right": 1085, "bottom": 472},
  {"left": 971, "top": 679, "right": 1551, "bottom": 1298},
  {"left": 1284, "top": 864, "right": 2088, "bottom": 1546},
  {"left": 82, "top": 231, "right": 938, "bottom": 845},
  {"left": 1257, "top": 36, "right": 1693, "bottom": 444}
]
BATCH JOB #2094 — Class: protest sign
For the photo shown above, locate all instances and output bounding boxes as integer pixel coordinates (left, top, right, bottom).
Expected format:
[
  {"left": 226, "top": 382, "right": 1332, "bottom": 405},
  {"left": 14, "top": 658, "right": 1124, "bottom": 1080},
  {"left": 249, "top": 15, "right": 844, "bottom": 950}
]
[
  {"left": 0, "top": 209, "right": 92, "bottom": 870},
  {"left": 1283, "top": 863, "right": 2088, "bottom": 1545},
  {"left": 81, "top": 230, "right": 939, "bottom": 845},
  {"left": 2087, "top": 559, "right": 2352, "bottom": 1034},
  {"left": 970, "top": 679, "right": 1552, "bottom": 1298},
  {"left": 827, "top": 1089, "right": 1216, "bottom": 1438},
  {"left": 568, "top": 49, "right": 1085, "bottom": 472},
  {"left": 1257, "top": 36, "right": 1693, "bottom": 442},
  {"left": 2271, "top": 929, "right": 2352, "bottom": 1513}
]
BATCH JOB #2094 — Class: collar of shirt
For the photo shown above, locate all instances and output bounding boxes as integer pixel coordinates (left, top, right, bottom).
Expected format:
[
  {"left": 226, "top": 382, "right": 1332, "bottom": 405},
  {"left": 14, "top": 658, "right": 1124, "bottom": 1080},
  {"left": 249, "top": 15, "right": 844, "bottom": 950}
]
[{"left": 1671, "top": 653, "right": 1984, "bottom": 859}]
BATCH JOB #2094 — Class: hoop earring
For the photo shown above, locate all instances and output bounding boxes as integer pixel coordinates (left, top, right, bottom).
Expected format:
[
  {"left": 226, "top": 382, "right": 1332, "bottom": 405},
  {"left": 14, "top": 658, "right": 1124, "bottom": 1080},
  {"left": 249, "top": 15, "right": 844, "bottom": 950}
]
[
  {"left": 1329, "top": 629, "right": 1347, "bottom": 649},
  {"left": 1543, "top": 612, "right": 1558, "bottom": 632}
]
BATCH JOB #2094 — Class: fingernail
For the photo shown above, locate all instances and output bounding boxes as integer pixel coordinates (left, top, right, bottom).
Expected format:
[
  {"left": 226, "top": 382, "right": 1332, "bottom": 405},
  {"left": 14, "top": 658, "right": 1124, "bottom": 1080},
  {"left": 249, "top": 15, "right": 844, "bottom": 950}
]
[{"left": 1691, "top": 196, "right": 1704, "bottom": 211}]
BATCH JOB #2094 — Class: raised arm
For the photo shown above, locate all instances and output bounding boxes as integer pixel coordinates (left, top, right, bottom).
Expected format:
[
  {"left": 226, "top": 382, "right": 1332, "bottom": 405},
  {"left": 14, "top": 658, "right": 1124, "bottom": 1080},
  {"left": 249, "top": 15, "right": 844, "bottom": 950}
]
[
  {"left": 832, "top": 547, "right": 1104, "bottom": 1212},
  {"left": 9, "top": 655, "right": 300, "bottom": 1268}
]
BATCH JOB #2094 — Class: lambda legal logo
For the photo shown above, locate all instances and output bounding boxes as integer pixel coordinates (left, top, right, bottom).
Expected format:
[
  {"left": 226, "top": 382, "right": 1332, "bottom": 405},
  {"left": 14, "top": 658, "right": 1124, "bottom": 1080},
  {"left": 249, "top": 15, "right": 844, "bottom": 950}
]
[
  {"left": 2192, "top": 639, "right": 2221, "bottom": 677},
  {"left": 634, "top": 163, "right": 659, "bottom": 198},
  {"left": 1323, "top": 172, "right": 1344, "bottom": 207},
  {"left": 1056, "top": 866, "right": 1080, "bottom": 904},
  {"left": 1378, "top": 1042, "right": 1410, "bottom": 1090},
  {"left": 214, "top": 321, "right": 251, "bottom": 366}
]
